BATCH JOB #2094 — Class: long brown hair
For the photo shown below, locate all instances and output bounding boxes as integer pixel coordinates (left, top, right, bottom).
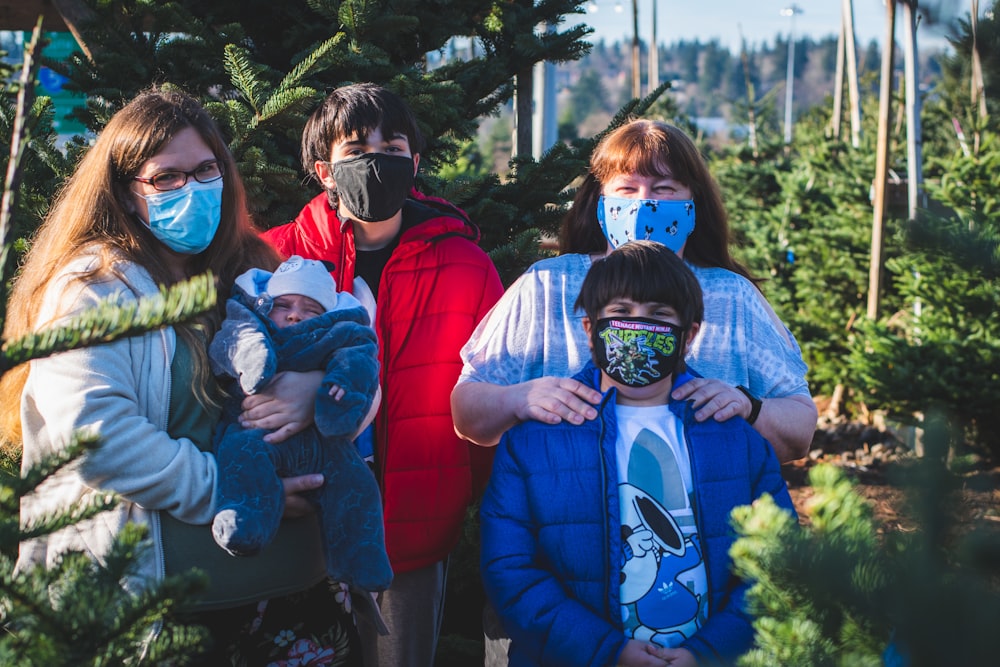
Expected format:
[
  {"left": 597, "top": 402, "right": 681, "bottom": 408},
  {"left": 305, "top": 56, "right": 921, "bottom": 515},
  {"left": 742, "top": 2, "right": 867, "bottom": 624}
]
[
  {"left": 558, "top": 119, "right": 758, "bottom": 285},
  {"left": 0, "top": 88, "right": 279, "bottom": 446}
]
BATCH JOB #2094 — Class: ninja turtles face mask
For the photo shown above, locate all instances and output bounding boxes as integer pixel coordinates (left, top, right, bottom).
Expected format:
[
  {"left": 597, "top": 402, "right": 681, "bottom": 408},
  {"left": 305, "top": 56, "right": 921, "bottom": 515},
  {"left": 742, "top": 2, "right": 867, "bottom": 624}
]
[{"left": 591, "top": 317, "right": 686, "bottom": 387}]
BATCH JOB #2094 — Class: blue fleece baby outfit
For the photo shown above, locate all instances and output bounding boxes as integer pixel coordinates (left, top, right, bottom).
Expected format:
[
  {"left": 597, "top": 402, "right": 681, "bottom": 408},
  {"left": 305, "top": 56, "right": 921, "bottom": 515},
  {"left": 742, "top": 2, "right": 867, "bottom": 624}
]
[{"left": 208, "top": 283, "right": 391, "bottom": 592}]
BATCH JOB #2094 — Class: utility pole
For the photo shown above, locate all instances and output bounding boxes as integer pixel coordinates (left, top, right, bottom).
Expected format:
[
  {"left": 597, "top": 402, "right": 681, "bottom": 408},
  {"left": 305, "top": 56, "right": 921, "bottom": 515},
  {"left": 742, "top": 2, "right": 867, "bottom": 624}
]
[
  {"left": 781, "top": 5, "right": 803, "bottom": 145},
  {"left": 631, "top": 0, "right": 641, "bottom": 98},
  {"left": 532, "top": 22, "right": 557, "bottom": 159},
  {"left": 648, "top": 0, "right": 658, "bottom": 96}
]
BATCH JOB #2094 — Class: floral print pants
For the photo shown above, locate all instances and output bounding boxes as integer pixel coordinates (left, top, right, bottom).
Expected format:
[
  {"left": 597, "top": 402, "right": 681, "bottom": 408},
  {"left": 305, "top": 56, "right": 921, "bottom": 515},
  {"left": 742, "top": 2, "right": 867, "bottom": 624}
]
[{"left": 184, "top": 579, "right": 362, "bottom": 667}]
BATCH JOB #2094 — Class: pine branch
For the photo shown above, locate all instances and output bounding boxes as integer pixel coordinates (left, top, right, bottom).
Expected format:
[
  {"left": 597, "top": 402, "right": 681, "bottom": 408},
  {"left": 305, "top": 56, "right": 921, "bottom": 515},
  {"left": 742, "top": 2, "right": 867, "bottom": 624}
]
[
  {"left": 0, "top": 271, "right": 217, "bottom": 374},
  {"left": 223, "top": 44, "right": 266, "bottom": 121},
  {"left": 273, "top": 33, "right": 345, "bottom": 100}
]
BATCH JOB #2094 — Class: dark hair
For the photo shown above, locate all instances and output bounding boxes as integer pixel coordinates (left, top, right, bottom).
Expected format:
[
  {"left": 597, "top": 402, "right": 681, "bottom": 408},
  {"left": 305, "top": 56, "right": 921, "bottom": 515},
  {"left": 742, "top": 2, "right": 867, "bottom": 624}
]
[
  {"left": 301, "top": 82, "right": 425, "bottom": 182},
  {"left": 559, "top": 119, "right": 759, "bottom": 286},
  {"left": 575, "top": 240, "right": 704, "bottom": 329}
]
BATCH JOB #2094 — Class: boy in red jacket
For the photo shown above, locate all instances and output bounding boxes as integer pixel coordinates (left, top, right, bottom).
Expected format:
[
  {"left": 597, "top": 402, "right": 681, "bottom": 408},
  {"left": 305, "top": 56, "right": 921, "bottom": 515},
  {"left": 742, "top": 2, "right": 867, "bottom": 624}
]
[{"left": 259, "top": 83, "right": 504, "bottom": 667}]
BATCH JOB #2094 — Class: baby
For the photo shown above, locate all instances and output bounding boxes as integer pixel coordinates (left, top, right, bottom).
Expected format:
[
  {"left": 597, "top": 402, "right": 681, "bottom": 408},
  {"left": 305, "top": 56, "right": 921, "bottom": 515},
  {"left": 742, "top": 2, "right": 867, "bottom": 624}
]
[{"left": 209, "top": 255, "right": 391, "bottom": 593}]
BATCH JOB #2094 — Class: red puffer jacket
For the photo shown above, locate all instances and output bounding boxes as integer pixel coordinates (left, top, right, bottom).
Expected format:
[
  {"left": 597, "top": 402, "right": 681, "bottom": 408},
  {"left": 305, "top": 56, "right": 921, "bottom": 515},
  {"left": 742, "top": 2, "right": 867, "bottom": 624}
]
[{"left": 263, "top": 191, "right": 503, "bottom": 573}]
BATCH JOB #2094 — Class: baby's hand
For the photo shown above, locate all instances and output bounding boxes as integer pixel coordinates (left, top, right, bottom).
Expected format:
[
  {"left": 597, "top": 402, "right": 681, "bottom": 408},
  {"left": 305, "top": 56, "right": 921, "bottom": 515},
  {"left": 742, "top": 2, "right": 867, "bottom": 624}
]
[{"left": 328, "top": 384, "right": 345, "bottom": 401}]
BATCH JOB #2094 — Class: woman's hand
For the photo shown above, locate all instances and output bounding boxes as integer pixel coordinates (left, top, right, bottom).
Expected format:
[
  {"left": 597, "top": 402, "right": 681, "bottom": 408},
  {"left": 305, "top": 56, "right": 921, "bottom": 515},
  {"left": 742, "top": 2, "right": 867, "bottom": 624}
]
[
  {"left": 239, "top": 370, "right": 323, "bottom": 443},
  {"left": 670, "top": 377, "right": 750, "bottom": 423},
  {"left": 281, "top": 473, "right": 323, "bottom": 517},
  {"left": 516, "top": 376, "right": 602, "bottom": 426},
  {"left": 452, "top": 377, "right": 601, "bottom": 446},
  {"left": 671, "top": 377, "right": 817, "bottom": 463}
]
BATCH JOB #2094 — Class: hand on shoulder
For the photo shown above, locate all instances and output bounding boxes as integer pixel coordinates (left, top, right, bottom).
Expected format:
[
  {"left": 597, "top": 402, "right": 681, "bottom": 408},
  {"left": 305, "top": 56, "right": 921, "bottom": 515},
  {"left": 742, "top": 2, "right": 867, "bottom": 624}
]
[{"left": 517, "top": 376, "right": 601, "bottom": 426}]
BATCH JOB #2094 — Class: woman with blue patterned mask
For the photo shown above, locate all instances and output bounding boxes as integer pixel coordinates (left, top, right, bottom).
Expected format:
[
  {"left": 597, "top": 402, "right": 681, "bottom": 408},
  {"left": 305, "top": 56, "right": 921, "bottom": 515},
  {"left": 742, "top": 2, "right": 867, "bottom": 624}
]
[
  {"left": 455, "top": 119, "right": 817, "bottom": 466},
  {"left": 596, "top": 164, "right": 695, "bottom": 253}
]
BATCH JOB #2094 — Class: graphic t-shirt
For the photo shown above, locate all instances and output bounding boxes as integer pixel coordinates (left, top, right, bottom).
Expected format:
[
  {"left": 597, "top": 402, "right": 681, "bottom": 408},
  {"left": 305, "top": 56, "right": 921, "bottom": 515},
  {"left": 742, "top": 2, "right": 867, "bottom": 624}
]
[{"left": 616, "top": 404, "right": 709, "bottom": 647}]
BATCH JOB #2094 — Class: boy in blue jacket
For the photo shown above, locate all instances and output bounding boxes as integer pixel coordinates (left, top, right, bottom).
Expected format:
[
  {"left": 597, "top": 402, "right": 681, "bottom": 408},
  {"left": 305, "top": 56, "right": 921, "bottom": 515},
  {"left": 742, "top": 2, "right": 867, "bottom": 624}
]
[
  {"left": 480, "top": 241, "right": 796, "bottom": 666},
  {"left": 209, "top": 255, "right": 391, "bottom": 593}
]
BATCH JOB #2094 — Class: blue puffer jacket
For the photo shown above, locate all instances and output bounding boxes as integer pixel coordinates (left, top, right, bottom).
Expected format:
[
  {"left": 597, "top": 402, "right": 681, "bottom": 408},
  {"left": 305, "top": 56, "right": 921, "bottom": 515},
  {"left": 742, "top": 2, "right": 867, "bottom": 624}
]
[{"left": 480, "top": 363, "right": 796, "bottom": 667}]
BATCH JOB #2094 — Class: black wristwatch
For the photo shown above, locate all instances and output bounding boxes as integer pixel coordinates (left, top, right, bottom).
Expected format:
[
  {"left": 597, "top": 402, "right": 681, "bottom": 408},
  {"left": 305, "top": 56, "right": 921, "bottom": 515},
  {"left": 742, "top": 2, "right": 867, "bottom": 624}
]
[{"left": 736, "top": 385, "right": 762, "bottom": 425}]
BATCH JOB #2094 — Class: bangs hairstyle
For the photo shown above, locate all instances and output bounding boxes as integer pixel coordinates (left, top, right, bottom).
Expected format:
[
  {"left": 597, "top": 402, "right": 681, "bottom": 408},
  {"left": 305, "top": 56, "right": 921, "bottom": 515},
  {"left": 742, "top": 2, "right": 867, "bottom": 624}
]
[
  {"left": 589, "top": 120, "right": 680, "bottom": 184},
  {"left": 301, "top": 82, "right": 425, "bottom": 181},
  {"left": 575, "top": 241, "right": 704, "bottom": 329}
]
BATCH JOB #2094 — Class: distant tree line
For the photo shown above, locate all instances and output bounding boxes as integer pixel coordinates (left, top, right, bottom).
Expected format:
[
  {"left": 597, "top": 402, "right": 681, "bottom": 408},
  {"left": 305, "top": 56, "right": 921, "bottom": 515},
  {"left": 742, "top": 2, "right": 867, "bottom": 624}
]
[{"left": 556, "top": 34, "right": 945, "bottom": 139}]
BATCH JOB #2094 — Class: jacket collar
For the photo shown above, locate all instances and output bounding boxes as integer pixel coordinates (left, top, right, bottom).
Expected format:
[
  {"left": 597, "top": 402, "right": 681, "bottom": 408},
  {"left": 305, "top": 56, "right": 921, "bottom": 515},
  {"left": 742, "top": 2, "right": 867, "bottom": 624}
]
[{"left": 574, "top": 360, "right": 696, "bottom": 420}]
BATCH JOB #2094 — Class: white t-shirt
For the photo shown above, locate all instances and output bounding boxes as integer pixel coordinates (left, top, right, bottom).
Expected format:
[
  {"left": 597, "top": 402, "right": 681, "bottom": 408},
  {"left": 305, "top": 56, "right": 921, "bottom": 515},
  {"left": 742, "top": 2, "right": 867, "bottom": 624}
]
[{"left": 615, "top": 403, "right": 708, "bottom": 647}]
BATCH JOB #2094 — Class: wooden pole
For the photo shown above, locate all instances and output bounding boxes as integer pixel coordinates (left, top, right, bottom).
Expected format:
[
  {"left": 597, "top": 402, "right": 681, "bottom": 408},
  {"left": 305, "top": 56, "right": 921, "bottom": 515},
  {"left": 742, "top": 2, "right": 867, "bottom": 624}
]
[
  {"left": 52, "top": 0, "right": 97, "bottom": 60},
  {"left": 843, "top": 0, "right": 863, "bottom": 147},
  {"left": 832, "top": 15, "right": 846, "bottom": 139},
  {"left": 970, "top": 0, "right": 987, "bottom": 154},
  {"left": 867, "top": 0, "right": 896, "bottom": 320},
  {"left": 1, "top": 19, "right": 42, "bottom": 281},
  {"left": 902, "top": 1, "right": 924, "bottom": 218}
]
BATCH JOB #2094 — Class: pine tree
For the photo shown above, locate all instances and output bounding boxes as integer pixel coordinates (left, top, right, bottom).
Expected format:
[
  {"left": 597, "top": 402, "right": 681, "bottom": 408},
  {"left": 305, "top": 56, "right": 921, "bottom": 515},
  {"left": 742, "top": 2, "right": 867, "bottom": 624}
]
[
  {"left": 730, "top": 423, "right": 1000, "bottom": 667},
  {"left": 713, "top": 103, "right": 894, "bottom": 399}
]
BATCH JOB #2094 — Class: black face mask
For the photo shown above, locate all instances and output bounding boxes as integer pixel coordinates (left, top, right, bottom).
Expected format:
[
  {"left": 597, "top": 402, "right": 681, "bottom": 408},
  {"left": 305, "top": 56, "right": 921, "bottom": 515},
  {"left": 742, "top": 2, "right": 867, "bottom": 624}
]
[
  {"left": 591, "top": 317, "right": 686, "bottom": 387},
  {"left": 331, "top": 153, "right": 414, "bottom": 222}
]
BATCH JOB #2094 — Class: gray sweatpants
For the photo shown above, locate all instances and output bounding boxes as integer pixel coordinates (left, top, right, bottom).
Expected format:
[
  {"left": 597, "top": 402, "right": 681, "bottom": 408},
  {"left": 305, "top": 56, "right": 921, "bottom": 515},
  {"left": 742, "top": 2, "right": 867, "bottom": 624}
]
[{"left": 357, "top": 560, "right": 448, "bottom": 667}]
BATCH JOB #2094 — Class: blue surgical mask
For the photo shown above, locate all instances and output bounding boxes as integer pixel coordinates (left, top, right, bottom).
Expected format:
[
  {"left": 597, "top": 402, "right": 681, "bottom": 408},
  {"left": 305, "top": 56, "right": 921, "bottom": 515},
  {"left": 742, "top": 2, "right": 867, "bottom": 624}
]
[
  {"left": 138, "top": 180, "right": 223, "bottom": 254},
  {"left": 597, "top": 196, "right": 695, "bottom": 253}
]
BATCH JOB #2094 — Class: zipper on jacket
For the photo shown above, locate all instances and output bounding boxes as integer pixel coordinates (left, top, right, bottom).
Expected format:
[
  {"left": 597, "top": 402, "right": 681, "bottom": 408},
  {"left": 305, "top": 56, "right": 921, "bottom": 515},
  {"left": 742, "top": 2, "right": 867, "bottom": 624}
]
[
  {"left": 682, "top": 400, "right": 712, "bottom": 603},
  {"left": 598, "top": 387, "right": 615, "bottom": 621}
]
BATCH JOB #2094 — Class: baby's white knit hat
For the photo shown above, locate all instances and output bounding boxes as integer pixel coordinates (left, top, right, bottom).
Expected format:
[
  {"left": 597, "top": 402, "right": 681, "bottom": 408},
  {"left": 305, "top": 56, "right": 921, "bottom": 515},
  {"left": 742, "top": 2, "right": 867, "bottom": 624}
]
[
  {"left": 235, "top": 255, "right": 339, "bottom": 313},
  {"left": 265, "top": 255, "right": 338, "bottom": 311}
]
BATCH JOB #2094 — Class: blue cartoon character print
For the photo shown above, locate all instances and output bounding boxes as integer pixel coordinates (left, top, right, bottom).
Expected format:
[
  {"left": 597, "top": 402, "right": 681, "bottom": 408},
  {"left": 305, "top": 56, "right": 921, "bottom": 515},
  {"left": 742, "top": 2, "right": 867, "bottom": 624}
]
[
  {"left": 597, "top": 197, "right": 696, "bottom": 253},
  {"left": 619, "top": 483, "right": 707, "bottom": 645}
]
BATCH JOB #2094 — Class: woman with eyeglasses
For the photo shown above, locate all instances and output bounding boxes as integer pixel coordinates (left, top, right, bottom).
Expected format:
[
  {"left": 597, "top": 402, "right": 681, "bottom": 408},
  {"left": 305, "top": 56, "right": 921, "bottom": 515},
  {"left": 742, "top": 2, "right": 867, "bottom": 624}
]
[{"left": 1, "top": 88, "right": 364, "bottom": 665}]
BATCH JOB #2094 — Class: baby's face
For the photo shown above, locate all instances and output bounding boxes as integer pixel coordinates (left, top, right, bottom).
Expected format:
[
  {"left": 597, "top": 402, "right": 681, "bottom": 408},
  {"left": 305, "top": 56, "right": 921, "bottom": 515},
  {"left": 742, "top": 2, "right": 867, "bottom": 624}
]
[{"left": 270, "top": 294, "right": 325, "bottom": 328}]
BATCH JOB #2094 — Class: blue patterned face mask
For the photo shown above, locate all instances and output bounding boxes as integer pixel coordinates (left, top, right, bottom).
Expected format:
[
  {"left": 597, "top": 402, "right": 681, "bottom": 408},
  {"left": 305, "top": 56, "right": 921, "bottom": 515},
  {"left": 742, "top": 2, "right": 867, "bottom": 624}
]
[
  {"left": 596, "top": 196, "right": 696, "bottom": 252},
  {"left": 138, "top": 179, "right": 223, "bottom": 254}
]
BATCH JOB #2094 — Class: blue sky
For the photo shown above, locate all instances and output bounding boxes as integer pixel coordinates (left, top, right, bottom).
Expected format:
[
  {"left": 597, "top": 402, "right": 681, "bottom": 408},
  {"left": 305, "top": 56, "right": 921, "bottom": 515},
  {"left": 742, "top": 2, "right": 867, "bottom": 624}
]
[{"left": 568, "top": 0, "right": 981, "bottom": 52}]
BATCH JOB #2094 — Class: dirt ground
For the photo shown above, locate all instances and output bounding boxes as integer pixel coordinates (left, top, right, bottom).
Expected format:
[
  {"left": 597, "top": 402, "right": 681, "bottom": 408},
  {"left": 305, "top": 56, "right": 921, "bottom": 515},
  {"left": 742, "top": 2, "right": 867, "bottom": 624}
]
[{"left": 780, "top": 442, "right": 1000, "bottom": 536}]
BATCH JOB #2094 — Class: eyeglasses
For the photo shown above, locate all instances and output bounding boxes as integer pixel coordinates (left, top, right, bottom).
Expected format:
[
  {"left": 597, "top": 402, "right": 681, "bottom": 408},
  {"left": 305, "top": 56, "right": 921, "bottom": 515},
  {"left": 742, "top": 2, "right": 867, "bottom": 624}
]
[{"left": 133, "top": 161, "right": 224, "bottom": 192}]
